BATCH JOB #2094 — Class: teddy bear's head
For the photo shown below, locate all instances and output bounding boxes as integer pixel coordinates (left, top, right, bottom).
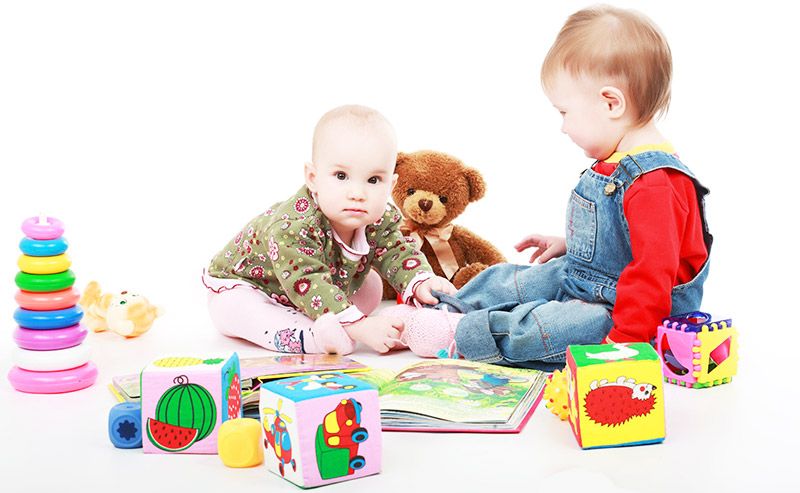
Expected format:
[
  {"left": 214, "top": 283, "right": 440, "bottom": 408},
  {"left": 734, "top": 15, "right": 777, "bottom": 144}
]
[{"left": 392, "top": 150, "right": 486, "bottom": 228}]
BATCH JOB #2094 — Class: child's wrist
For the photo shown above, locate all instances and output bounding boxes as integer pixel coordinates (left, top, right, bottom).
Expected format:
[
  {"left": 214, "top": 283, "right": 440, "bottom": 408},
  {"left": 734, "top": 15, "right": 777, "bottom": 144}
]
[
  {"left": 403, "top": 271, "right": 434, "bottom": 304},
  {"left": 342, "top": 317, "right": 370, "bottom": 342},
  {"left": 342, "top": 321, "right": 360, "bottom": 340},
  {"left": 335, "top": 305, "right": 366, "bottom": 326}
]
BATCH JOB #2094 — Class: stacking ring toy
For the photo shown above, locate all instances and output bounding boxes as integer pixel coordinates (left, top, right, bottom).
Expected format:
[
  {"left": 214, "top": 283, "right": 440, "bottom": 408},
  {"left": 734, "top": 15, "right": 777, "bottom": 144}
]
[
  {"left": 14, "top": 344, "right": 91, "bottom": 372},
  {"left": 18, "top": 253, "right": 71, "bottom": 275},
  {"left": 19, "top": 237, "right": 69, "bottom": 257},
  {"left": 14, "top": 305, "right": 84, "bottom": 330},
  {"left": 22, "top": 216, "right": 65, "bottom": 240},
  {"left": 8, "top": 362, "right": 98, "bottom": 394},
  {"left": 14, "top": 324, "right": 88, "bottom": 351},
  {"left": 15, "top": 287, "right": 80, "bottom": 311},
  {"left": 15, "top": 270, "right": 76, "bottom": 292}
]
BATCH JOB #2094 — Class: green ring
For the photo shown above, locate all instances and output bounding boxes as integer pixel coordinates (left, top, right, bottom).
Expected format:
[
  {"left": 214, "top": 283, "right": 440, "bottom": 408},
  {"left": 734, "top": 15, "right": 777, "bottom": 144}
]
[{"left": 15, "top": 270, "right": 76, "bottom": 292}]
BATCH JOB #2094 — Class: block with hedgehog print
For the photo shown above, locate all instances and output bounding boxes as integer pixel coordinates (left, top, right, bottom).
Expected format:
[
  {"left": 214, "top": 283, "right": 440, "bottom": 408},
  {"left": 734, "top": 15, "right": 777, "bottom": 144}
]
[{"left": 565, "top": 343, "right": 665, "bottom": 449}]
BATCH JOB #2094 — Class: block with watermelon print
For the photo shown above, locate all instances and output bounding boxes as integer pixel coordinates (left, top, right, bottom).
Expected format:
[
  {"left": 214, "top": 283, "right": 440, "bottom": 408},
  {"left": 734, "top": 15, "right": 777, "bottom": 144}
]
[
  {"left": 565, "top": 343, "right": 665, "bottom": 449},
  {"left": 259, "top": 372, "right": 381, "bottom": 487},
  {"left": 141, "top": 353, "right": 241, "bottom": 454}
]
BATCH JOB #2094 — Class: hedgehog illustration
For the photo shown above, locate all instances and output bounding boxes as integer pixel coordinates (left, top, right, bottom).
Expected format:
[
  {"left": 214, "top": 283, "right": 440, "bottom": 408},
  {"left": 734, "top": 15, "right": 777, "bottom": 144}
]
[{"left": 583, "top": 376, "right": 656, "bottom": 426}]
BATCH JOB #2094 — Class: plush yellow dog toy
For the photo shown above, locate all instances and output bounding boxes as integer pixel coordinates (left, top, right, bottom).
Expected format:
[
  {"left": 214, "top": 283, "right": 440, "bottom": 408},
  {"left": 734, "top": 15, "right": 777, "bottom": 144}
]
[{"left": 79, "top": 281, "right": 162, "bottom": 338}]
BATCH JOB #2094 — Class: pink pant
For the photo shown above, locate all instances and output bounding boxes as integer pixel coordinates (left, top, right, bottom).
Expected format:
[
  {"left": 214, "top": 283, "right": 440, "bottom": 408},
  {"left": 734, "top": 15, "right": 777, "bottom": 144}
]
[{"left": 205, "top": 269, "right": 383, "bottom": 354}]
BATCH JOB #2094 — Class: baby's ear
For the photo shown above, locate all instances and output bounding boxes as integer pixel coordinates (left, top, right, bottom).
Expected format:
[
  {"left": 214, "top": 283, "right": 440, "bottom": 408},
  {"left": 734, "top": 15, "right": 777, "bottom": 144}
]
[
  {"left": 600, "top": 86, "right": 626, "bottom": 118},
  {"left": 304, "top": 162, "right": 317, "bottom": 192},
  {"left": 464, "top": 166, "right": 486, "bottom": 202}
]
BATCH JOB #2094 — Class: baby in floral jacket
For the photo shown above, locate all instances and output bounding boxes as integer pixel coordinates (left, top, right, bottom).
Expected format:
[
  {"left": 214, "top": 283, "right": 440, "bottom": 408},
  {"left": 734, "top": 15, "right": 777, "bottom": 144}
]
[{"left": 204, "top": 105, "right": 455, "bottom": 354}]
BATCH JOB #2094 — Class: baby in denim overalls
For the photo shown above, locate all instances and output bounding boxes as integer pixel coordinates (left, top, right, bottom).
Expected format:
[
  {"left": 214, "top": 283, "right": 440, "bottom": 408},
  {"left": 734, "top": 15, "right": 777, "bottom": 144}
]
[{"left": 382, "top": 5, "right": 713, "bottom": 370}]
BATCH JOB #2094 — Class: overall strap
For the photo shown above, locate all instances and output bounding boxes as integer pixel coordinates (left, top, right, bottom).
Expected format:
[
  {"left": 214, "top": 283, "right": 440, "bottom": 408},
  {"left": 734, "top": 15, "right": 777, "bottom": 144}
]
[{"left": 618, "top": 151, "right": 713, "bottom": 254}]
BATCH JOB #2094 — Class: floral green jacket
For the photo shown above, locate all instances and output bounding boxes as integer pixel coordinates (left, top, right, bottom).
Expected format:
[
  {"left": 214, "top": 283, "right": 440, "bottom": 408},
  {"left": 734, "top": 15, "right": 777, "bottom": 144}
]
[{"left": 207, "top": 186, "right": 432, "bottom": 323}]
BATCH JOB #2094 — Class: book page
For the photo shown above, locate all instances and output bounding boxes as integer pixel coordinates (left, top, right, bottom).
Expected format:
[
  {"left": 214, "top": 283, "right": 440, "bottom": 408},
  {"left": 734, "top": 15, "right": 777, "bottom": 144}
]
[
  {"left": 239, "top": 353, "right": 368, "bottom": 380},
  {"left": 351, "top": 368, "right": 396, "bottom": 390},
  {"left": 380, "top": 360, "right": 545, "bottom": 424}
]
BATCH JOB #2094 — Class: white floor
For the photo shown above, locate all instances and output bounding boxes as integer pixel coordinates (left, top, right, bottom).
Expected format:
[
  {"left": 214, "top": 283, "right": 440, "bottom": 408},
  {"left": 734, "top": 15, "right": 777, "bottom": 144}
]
[{"left": 1, "top": 299, "right": 795, "bottom": 493}]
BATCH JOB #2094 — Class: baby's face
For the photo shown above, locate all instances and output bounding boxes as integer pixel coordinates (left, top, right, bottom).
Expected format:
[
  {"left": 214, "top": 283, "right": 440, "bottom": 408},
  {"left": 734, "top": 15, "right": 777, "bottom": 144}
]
[
  {"left": 307, "top": 125, "right": 397, "bottom": 242},
  {"left": 545, "top": 70, "right": 624, "bottom": 160}
]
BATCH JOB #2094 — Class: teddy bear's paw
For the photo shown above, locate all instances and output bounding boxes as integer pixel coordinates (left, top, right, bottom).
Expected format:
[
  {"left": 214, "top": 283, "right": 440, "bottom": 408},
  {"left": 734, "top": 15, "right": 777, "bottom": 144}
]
[{"left": 452, "top": 263, "right": 488, "bottom": 289}]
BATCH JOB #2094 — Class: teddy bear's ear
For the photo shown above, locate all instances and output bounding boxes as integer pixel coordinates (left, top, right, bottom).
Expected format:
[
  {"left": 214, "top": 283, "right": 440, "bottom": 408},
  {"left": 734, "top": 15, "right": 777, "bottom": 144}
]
[
  {"left": 395, "top": 152, "right": 409, "bottom": 171},
  {"left": 464, "top": 166, "right": 487, "bottom": 202}
]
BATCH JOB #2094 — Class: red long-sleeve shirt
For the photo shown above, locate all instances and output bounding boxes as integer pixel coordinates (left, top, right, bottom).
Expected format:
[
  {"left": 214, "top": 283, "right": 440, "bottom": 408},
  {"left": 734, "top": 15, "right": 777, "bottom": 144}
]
[{"left": 593, "top": 155, "right": 708, "bottom": 342}]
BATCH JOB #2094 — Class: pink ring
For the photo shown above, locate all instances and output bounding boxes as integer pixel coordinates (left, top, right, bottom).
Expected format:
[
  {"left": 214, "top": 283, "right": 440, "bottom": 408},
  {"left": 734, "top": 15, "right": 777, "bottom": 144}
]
[
  {"left": 8, "top": 362, "right": 98, "bottom": 394},
  {"left": 22, "top": 217, "right": 65, "bottom": 240},
  {"left": 15, "top": 288, "right": 80, "bottom": 311},
  {"left": 14, "top": 324, "right": 88, "bottom": 350}
]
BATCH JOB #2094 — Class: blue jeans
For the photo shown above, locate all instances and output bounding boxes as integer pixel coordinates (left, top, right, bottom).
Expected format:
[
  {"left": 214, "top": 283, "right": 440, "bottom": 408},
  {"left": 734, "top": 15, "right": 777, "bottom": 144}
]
[
  {"left": 434, "top": 257, "right": 613, "bottom": 371},
  {"left": 435, "top": 151, "right": 711, "bottom": 371}
]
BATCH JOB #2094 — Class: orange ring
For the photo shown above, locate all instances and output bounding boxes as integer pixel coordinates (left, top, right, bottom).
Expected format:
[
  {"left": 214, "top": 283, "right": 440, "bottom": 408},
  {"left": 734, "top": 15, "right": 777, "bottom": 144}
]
[{"left": 15, "top": 287, "right": 80, "bottom": 311}]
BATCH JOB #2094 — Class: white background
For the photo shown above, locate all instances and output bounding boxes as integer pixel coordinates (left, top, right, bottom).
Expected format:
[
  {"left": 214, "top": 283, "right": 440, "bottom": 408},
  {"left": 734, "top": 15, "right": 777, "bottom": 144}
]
[{"left": 1, "top": 1, "right": 797, "bottom": 491}]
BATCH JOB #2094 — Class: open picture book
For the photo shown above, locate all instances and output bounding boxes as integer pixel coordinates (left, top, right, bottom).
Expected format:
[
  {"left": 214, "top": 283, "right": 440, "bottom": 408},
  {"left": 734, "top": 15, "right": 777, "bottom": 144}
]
[
  {"left": 361, "top": 359, "right": 548, "bottom": 433},
  {"left": 109, "top": 354, "right": 546, "bottom": 433},
  {"left": 108, "top": 353, "right": 369, "bottom": 411}
]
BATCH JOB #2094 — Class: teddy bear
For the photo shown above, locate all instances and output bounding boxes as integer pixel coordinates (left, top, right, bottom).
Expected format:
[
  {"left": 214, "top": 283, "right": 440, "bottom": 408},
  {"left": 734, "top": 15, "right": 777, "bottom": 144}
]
[
  {"left": 79, "top": 281, "right": 162, "bottom": 338},
  {"left": 382, "top": 150, "right": 506, "bottom": 299}
]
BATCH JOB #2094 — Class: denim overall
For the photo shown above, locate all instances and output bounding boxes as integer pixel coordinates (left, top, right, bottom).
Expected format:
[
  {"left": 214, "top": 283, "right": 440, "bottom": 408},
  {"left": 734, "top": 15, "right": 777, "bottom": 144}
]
[{"left": 436, "top": 151, "right": 713, "bottom": 371}]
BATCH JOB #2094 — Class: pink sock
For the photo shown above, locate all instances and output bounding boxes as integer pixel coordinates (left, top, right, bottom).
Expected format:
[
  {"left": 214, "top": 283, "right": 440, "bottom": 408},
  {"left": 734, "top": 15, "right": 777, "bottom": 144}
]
[{"left": 379, "top": 305, "right": 464, "bottom": 358}]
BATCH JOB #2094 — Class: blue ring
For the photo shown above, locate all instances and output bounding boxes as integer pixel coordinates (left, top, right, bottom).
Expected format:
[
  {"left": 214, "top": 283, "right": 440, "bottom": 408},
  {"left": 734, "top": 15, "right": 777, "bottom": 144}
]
[
  {"left": 14, "top": 306, "right": 84, "bottom": 330},
  {"left": 19, "top": 237, "right": 69, "bottom": 257}
]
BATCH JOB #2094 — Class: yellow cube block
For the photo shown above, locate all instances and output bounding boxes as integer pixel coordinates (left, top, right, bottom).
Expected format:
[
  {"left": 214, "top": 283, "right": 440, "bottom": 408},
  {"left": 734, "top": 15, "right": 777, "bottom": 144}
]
[
  {"left": 566, "top": 343, "right": 665, "bottom": 449},
  {"left": 218, "top": 418, "right": 264, "bottom": 467}
]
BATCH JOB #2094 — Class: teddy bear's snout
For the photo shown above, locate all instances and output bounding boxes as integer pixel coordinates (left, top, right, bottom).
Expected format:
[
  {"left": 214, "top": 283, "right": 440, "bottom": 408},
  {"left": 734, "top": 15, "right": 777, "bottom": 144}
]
[{"left": 402, "top": 192, "right": 447, "bottom": 225}]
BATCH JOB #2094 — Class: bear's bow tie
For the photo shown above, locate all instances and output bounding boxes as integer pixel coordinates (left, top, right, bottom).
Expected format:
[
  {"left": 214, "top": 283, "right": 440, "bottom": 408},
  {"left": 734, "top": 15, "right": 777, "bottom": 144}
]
[{"left": 401, "top": 221, "right": 458, "bottom": 280}]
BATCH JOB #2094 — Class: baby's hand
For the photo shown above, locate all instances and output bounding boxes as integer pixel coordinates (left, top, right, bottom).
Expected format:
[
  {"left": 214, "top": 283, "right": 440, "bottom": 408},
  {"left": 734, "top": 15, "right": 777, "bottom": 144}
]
[
  {"left": 414, "top": 276, "right": 457, "bottom": 305},
  {"left": 343, "top": 315, "right": 404, "bottom": 354},
  {"left": 514, "top": 234, "right": 566, "bottom": 264}
]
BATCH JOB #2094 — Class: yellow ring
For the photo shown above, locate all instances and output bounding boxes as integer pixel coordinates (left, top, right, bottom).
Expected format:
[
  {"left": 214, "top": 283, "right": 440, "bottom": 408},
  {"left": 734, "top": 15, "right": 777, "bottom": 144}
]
[{"left": 17, "top": 254, "right": 72, "bottom": 275}]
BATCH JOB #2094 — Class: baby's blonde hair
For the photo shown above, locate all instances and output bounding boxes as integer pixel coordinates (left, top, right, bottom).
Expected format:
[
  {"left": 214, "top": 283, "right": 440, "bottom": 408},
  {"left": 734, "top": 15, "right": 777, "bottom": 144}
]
[
  {"left": 311, "top": 104, "right": 396, "bottom": 163},
  {"left": 541, "top": 5, "right": 672, "bottom": 126}
]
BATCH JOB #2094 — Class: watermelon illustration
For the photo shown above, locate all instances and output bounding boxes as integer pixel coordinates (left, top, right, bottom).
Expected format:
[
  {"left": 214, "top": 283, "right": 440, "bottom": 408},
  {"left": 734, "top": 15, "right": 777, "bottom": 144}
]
[
  {"left": 226, "top": 371, "right": 241, "bottom": 420},
  {"left": 153, "top": 375, "right": 217, "bottom": 442},
  {"left": 146, "top": 418, "right": 199, "bottom": 452},
  {"left": 584, "top": 376, "right": 656, "bottom": 427}
]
